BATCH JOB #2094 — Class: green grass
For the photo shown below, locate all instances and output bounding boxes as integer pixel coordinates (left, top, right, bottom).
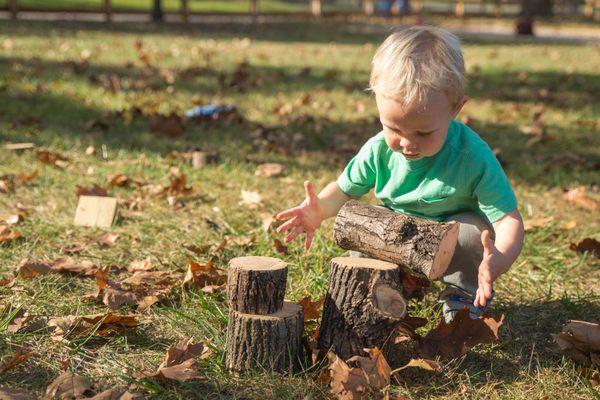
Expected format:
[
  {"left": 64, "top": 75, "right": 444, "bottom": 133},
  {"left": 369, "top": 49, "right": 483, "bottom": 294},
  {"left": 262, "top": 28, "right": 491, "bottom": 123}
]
[{"left": 1, "top": 18, "right": 599, "bottom": 399}]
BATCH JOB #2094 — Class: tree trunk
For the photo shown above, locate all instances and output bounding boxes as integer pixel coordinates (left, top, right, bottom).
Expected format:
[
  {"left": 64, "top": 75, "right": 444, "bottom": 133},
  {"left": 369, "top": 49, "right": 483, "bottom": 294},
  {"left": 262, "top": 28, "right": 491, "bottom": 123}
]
[
  {"left": 152, "top": 0, "right": 164, "bottom": 21},
  {"left": 334, "top": 200, "right": 458, "bottom": 280},
  {"left": 317, "top": 257, "right": 407, "bottom": 362},
  {"left": 227, "top": 256, "right": 287, "bottom": 315},
  {"left": 226, "top": 302, "right": 303, "bottom": 373}
]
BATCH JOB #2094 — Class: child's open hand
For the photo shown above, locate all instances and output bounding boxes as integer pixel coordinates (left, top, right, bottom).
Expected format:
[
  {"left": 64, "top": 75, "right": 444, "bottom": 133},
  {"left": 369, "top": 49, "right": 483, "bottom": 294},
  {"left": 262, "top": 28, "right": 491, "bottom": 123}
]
[
  {"left": 276, "top": 181, "right": 324, "bottom": 250},
  {"left": 474, "top": 230, "right": 503, "bottom": 308}
]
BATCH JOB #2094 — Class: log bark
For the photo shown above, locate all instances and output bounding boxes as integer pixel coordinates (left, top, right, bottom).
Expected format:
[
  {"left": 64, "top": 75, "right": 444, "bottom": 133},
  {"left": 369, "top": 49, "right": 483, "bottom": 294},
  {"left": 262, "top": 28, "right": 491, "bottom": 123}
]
[
  {"left": 226, "top": 302, "right": 303, "bottom": 373},
  {"left": 317, "top": 257, "right": 407, "bottom": 362},
  {"left": 227, "top": 256, "right": 287, "bottom": 315},
  {"left": 334, "top": 200, "right": 458, "bottom": 280}
]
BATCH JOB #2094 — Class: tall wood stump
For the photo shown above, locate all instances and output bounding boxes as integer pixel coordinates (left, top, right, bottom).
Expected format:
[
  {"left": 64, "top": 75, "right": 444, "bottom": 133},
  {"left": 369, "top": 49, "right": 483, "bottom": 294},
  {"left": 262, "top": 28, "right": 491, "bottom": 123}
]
[
  {"left": 227, "top": 256, "right": 287, "bottom": 315},
  {"left": 317, "top": 257, "right": 407, "bottom": 361},
  {"left": 226, "top": 302, "right": 304, "bottom": 373},
  {"left": 334, "top": 200, "right": 459, "bottom": 280}
]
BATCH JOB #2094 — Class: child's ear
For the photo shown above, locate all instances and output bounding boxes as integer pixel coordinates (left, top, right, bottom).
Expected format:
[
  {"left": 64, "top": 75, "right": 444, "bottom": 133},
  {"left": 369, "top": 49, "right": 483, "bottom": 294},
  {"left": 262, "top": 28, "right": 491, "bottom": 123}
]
[{"left": 451, "top": 96, "right": 469, "bottom": 118}]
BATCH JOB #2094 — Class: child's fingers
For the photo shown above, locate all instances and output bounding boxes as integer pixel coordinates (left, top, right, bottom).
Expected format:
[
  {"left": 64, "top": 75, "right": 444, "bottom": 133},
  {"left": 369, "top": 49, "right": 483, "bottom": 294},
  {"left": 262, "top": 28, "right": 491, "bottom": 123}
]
[
  {"left": 276, "top": 207, "right": 301, "bottom": 221},
  {"left": 276, "top": 216, "right": 299, "bottom": 234},
  {"left": 474, "top": 290, "right": 481, "bottom": 307},
  {"left": 304, "top": 180, "right": 317, "bottom": 201},
  {"left": 305, "top": 231, "right": 314, "bottom": 250},
  {"left": 284, "top": 226, "right": 303, "bottom": 243}
]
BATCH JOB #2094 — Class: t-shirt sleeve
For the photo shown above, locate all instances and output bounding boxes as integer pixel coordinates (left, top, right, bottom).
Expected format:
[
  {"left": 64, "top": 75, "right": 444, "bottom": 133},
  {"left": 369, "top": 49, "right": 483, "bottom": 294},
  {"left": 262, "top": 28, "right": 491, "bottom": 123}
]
[
  {"left": 470, "top": 145, "right": 518, "bottom": 222},
  {"left": 336, "top": 138, "right": 378, "bottom": 197}
]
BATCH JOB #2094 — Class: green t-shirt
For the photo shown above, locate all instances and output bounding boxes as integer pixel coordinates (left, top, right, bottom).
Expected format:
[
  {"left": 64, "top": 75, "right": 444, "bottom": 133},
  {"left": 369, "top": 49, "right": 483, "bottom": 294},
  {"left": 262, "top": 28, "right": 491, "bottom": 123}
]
[{"left": 337, "top": 120, "right": 517, "bottom": 223}]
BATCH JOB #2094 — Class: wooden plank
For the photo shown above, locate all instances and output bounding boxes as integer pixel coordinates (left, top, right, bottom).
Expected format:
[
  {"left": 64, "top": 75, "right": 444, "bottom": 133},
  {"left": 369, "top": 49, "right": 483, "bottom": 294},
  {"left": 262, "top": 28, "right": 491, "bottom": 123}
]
[
  {"left": 311, "top": 0, "right": 321, "bottom": 16},
  {"left": 181, "top": 0, "right": 189, "bottom": 22},
  {"left": 4, "top": 143, "right": 35, "bottom": 151},
  {"left": 74, "top": 196, "right": 118, "bottom": 228}
]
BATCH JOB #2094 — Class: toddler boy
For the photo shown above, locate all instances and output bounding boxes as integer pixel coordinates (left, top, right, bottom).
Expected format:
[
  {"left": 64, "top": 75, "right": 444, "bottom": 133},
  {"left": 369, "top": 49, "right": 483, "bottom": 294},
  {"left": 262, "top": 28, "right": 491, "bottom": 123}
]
[{"left": 276, "top": 25, "right": 525, "bottom": 322}]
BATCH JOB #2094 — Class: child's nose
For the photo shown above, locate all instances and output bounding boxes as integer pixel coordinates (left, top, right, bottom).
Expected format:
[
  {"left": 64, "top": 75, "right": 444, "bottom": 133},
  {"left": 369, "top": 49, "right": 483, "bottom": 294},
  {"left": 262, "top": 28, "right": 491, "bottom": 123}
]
[{"left": 399, "top": 137, "right": 416, "bottom": 150}]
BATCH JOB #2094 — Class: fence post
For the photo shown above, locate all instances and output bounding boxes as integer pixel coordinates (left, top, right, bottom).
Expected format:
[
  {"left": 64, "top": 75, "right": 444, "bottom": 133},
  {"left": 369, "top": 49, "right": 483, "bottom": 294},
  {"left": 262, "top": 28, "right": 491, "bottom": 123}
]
[
  {"left": 103, "top": 0, "right": 111, "bottom": 22},
  {"left": 311, "top": 0, "right": 321, "bottom": 16},
  {"left": 181, "top": 0, "right": 189, "bottom": 22},
  {"left": 250, "top": 0, "right": 259, "bottom": 15},
  {"left": 454, "top": 0, "right": 465, "bottom": 17},
  {"left": 363, "top": 0, "right": 374, "bottom": 15},
  {"left": 8, "top": 0, "right": 17, "bottom": 19}
]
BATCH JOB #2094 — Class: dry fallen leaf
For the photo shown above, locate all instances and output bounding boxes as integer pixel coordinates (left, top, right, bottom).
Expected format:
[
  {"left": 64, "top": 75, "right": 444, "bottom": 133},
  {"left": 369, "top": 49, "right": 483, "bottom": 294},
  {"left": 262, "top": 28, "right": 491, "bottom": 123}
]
[
  {"left": 0, "top": 349, "right": 31, "bottom": 374},
  {"left": 135, "top": 337, "right": 210, "bottom": 382},
  {"left": 524, "top": 216, "right": 553, "bottom": 231},
  {"left": 51, "top": 257, "right": 98, "bottom": 276},
  {"left": 569, "top": 238, "right": 600, "bottom": 259},
  {"left": 552, "top": 320, "right": 600, "bottom": 367},
  {"left": 0, "top": 225, "right": 22, "bottom": 244},
  {"left": 347, "top": 348, "right": 391, "bottom": 391},
  {"left": 128, "top": 258, "right": 154, "bottom": 272},
  {"left": 240, "top": 190, "right": 263, "bottom": 209},
  {"left": 274, "top": 238, "right": 289, "bottom": 255},
  {"left": 149, "top": 113, "right": 185, "bottom": 137},
  {"left": 45, "top": 371, "right": 96, "bottom": 399},
  {"left": 36, "top": 150, "right": 69, "bottom": 168},
  {"left": 299, "top": 295, "right": 325, "bottom": 321},
  {"left": 184, "top": 260, "right": 227, "bottom": 293},
  {"left": 563, "top": 186, "right": 598, "bottom": 211},
  {"left": 419, "top": 308, "right": 504, "bottom": 359},
  {"left": 16, "top": 259, "right": 51, "bottom": 278},
  {"left": 93, "top": 232, "right": 119, "bottom": 247},
  {"left": 0, "top": 386, "right": 36, "bottom": 400},
  {"left": 48, "top": 313, "right": 138, "bottom": 339},
  {"left": 0, "top": 214, "right": 24, "bottom": 225},
  {"left": 255, "top": 163, "right": 285, "bottom": 178},
  {"left": 391, "top": 358, "right": 442, "bottom": 374}
]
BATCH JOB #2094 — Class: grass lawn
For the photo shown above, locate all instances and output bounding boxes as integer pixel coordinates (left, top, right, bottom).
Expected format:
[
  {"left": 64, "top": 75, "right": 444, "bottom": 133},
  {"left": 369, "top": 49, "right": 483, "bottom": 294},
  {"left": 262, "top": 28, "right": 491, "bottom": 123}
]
[{"left": 0, "top": 18, "right": 599, "bottom": 399}]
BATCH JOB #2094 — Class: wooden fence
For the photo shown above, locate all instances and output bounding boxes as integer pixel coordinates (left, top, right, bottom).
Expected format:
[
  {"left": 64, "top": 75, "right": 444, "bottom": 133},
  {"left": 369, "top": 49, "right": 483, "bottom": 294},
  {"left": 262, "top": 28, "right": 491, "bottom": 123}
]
[{"left": 4, "top": 0, "right": 599, "bottom": 21}]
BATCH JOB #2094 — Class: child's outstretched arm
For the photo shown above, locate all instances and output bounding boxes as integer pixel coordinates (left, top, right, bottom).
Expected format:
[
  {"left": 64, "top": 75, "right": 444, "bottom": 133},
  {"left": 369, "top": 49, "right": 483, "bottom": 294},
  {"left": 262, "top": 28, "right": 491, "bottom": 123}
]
[
  {"left": 276, "top": 181, "right": 352, "bottom": 250},
  {"left": 474, "top": 209, "right": 525, "bottom": 307}
]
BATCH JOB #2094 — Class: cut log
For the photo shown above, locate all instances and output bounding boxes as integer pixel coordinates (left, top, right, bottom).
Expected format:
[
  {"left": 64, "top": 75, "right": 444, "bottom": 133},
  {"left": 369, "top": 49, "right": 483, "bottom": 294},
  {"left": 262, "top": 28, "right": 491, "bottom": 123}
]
[
  {"left": 227, "top": 256, "right": 287, "bottom": 315},
  {"left": 334, "top": 200, "right": 458, "bottom": 280},
  {"left": 226, "top": 301, "right": 303, "bottom": 373},
  {"left": 317, "top": 257, "right": 407, "bottom": 361}
]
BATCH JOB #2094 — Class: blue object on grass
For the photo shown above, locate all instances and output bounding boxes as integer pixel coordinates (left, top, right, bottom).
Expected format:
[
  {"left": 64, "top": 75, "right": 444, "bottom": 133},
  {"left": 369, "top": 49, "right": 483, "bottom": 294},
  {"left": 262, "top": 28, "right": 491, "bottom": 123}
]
[{"left": 185, "top": 104, "right": 236, "bottom": 118}]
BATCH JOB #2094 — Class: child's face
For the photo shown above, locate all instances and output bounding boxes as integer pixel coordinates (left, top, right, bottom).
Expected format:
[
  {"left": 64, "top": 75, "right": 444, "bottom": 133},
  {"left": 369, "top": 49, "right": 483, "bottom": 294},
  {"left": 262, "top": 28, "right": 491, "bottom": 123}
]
[{"left": 376, "top": 90, "right": 466, "bottom": 160}]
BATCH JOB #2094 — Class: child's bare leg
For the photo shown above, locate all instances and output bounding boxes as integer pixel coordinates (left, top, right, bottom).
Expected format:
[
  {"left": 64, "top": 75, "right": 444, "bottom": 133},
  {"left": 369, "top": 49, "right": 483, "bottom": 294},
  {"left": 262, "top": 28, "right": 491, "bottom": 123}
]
[{"left": 440, "top": 212, "right": 495, "bottom": 322}]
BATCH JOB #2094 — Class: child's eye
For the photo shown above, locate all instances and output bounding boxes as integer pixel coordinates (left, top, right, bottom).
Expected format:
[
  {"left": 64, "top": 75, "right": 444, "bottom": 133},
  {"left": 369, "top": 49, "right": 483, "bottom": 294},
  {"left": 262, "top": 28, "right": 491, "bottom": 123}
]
[{"left": 418, "top": 131, "right": 433, "bottom": 137}]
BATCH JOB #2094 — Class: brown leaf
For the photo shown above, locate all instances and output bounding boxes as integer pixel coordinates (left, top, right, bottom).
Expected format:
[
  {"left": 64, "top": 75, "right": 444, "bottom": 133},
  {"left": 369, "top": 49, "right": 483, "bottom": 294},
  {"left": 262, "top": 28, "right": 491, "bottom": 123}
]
[
  {"left": 299, "top": 295, "right": 325, "bottom": 321},
  {"left": 255, "top": 163, "right": 285, "bottom": 178},
  {"left": 48, "top": 313, "right": 138, "bottom": 339},
  {"left": 0, "top": 225, "right": 22, "bottom": 244},
  {"left": 5, "top": 309, "right": 45, "bottom": 334},
  {"left": 136, "top": 338, "right": 210, "bottom": 382},
  {"left": 327, "top": 351, "right": 369, "bottom": 400},
  {"left": 524, "top": 216, "right": 553, "bottom": 231},
  {"left": 122, "top": 270, "right": 180, "bottom": 289},
  {"left": 107, "top": 174, "right": 131, "bottom": 187},
  {"left": 16, "top": 258, "right": 51, "bottom": 278},
  {"left": 76, "top": 184, "right": 109, "bottom": 197},
  {"left": 127, "top": 258, "right": 154, "bottom": 272},
  {"left": 391, "top": 358, "right": 442, "bottom": 374},
  {"left": 51, "top": 257, "right": 98, "bottom": 275},
  {"left": 397, "top": 315, "right": 428, "bottom": 339},
  {"left": 61, "top": 243, "right": 87, "bottom": 254},
  {"left": 45, "top": 371, "right": 96, "bottom": 399},
  {"left": 551, "top": 320, "right": 600, "bottom": 367},
  {"left": 149, "top": 113, "right": 185, "bottom": 137},
  {"left": 400, "top": 272, "right": 431, "bottom": 298},
  {"left": 570, "top": 238, "right": 600, "bottom": 259},
  {"left": 240, "top": 190, "right": 263, "bottom": 209},
  {"left": 563, "top": 186, "right": 598, "bottom": 211},
  {"left": 274, "top": 238, "right": 288, "bottom": 255},
  {"left": 14, "top": 169, "right": 38, "bottom": 185},
  {"left": 93, "top": 232, "right": 119, "bottom": 247},
  {"left": 260, "top": 212, "right": 277, "bottom": 232},
  {"left": 0, "top": 349, "right": 31, "bottom": 374},
  {"left": 0, "top": 214, "right": 24, "bottom": 225},
  {"left": 163, "top": 170, "right": 192, "bottom": 196},
  {"left": 183, "top": 260, "right": 227, "bottom": 291},
  {"left": 347, "top": 348, "right": 391, "bottom": 391},
  {"left": 419, "top": 309, "right": 504, "bottom": 359},
  {"left": 36, "top": 150, "right": 69, "bottom": 168}
]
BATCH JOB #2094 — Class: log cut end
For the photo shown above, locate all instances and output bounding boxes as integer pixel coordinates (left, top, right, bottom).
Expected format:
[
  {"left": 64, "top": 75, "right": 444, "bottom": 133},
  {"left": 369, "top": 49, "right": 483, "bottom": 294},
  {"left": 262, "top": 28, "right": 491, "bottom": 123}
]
[
  {"left": 331, "top": 256, "right": 397, "bottom": 271},
  {"left": 429, "top": 222, "right": 459, "bottom": 280},
  {"left": 229, "top": 256, "right": 287, "bottom": 271},
  {"left": 372, "top": 283, "right": 407, "bottom": 319}
]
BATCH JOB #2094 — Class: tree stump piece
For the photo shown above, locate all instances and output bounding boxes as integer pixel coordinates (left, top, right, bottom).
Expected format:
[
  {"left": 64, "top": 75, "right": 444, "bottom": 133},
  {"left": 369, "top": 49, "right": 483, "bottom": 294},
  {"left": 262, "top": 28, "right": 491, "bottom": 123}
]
[
  {"left": 226, "top": 301, "right": 304, "bottom": 373},
  {"left": 317, "top": 257, "right": 407, "bottom": 361},
  {"left": 334, "top": 200, "right": 458, "bottom": 280},
  {"left": 227, "top": 256, "right": 287, "bottom": 315}
]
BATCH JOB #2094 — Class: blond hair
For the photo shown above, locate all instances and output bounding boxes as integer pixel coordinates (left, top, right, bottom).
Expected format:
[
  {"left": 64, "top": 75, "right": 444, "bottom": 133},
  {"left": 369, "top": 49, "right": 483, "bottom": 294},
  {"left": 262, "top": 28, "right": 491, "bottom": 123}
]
[{"left": 369, "top": 26, "right": 466, "bottom": 106}]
